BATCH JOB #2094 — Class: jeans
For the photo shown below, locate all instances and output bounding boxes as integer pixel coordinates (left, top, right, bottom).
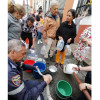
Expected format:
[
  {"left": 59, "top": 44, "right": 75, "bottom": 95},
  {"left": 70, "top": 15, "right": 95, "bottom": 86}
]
[{"left": 37, "top": 31, "right": 42, "bottom": 40}]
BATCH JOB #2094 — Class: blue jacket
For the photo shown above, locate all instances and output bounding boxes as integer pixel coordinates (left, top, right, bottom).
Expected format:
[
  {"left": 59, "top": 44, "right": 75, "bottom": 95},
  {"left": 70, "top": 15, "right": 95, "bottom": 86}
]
[{"left": 8, "top": 58, "right": 47, "bottom": 100}]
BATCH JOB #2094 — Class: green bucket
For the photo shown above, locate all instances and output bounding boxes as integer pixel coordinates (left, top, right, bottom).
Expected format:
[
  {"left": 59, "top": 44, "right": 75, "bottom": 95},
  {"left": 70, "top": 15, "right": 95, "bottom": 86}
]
[{"left": 56, "top": 80, "right": 72, "bottom": 99}]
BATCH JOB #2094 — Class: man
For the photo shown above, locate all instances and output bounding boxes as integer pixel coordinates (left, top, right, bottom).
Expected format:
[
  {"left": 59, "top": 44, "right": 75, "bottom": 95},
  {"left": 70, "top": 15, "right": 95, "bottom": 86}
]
[
  {"left": 21, "top": 17, "right": 36, "bottom": 49},
  {"left": 42, "top": 1, "right": 60, "bottom": 63},
  {"left": 8, "top": 39, "right": 51, "bottom": 100}
]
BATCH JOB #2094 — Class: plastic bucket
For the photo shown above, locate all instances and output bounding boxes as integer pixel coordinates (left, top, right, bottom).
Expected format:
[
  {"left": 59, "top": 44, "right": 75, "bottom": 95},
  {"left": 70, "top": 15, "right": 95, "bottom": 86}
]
[
  {"left": 24, "top": 60, "right": 35, "bottom": 72},
  {"left": 56, "top": 80, "right": 72, "bottom": 99},
  {"left": 33, "top": 62, "right": 46, "bottom": 79}
]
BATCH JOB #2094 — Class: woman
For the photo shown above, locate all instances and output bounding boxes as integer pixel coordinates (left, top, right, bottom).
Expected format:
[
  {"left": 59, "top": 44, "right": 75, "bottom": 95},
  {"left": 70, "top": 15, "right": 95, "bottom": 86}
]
[
  {"left": 55, "top": 9, "right": 76, "bottom": 69},
  {"left": 36, "top": 11, "right": 43, "bottom": 44},
  {"left": 8, "top": 0, "right": 25, "bottom": 40},
  {"left": 74, "top": 27, "right": 92, "bottom": 65}
]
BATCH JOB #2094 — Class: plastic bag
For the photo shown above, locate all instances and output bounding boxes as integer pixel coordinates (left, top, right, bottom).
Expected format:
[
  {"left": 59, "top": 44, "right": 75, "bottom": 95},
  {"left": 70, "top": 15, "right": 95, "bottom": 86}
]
[
  {"left": 27, "top": 49, "right": 38, "bottom": 61},
  {"left": 57, "top": 39, "right": 64, "bottom": 51},
  {"left": 41, "top": 44, "right": 46, "bottom": 55},
  {"left": 65, "top": 45, "right": 71, "bottom": 56}
]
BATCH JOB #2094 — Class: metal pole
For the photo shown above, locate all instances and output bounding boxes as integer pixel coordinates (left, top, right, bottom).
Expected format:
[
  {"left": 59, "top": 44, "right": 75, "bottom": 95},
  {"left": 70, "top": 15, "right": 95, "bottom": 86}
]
[{"left": 27, "top": 0, "right": 28, "bottom": 14}]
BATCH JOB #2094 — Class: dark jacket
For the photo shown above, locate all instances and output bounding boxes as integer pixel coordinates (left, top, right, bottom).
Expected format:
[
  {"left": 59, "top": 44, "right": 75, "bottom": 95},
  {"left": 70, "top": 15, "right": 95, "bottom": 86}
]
[
  {"left": 8, "top": 58, "right": 46, "bottom": 100},
  {"left": 56, "top": 21, "right": 76, "bottom": 52}
]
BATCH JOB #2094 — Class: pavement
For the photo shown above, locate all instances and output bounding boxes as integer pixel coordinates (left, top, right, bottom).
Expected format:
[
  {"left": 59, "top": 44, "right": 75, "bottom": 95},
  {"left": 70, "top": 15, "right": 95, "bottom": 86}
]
[{"left": 23, "top": 38, "right": 91, "bottom": 100}]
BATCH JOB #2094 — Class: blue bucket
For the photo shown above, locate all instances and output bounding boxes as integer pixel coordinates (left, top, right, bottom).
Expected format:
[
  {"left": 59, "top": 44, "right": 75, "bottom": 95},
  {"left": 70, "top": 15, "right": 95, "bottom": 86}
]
[{"left": 33, "top": 62, "right": 46, "bottom": 79}]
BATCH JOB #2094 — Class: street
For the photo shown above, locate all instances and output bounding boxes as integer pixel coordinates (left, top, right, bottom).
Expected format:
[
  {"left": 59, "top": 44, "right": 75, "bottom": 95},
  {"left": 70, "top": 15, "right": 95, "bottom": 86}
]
[{"left": 23, "top": 38, "right": 87, "bottom": 100}]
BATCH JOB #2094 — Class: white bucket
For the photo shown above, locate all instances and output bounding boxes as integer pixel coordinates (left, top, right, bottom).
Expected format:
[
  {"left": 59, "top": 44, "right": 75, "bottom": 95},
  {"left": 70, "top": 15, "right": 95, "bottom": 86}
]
[{"left": 63, "top": 64, "right": 78, "bottom": 74}]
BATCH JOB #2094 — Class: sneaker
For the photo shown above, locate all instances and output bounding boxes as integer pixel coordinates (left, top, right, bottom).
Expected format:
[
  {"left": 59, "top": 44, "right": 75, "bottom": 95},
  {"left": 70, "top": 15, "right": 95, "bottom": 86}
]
[
  {"left": 49, "top": 56, "right": 55, "bottom": 62},
  {"left": 55, "top": 63, "right": 58, "bottom": 68},
  {"left": 60, "top": 64, "right": 63, "bottom": 69},
  {"left": 37, "top": 41, "right": 40, "bottom": 44},
  {"left": 40, "top": 40, "right": 43, "bottom": 43}
]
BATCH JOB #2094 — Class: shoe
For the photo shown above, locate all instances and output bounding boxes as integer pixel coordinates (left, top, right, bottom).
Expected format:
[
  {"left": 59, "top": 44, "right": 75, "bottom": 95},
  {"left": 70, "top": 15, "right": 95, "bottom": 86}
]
[
  {"left": 49, "top": 56, "right": 55, "bottom": 62},
  {"left": 40, "top": 40, "right": 43, "bottom": 43},
  {"left": 60, "top": 64, "right": 63, "bottom": 69},
  {"left": 55, "top": 63, "right": 58, "bottom": 68},
  {"left": 44, "top": 58, "right": 49, "bottom": 64},
  {"left": 37, "top": 41, "right": 40, "bottom": 44}
]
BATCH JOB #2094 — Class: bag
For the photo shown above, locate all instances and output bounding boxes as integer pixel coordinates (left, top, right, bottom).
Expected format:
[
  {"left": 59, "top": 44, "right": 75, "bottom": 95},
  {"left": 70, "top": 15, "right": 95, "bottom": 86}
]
[
  {"left": 41, "top": 44, "right": 46, "bottom": 55},
  {"left": 57, "top": 39, "right": 64, "bottom": 51},
  {"left": 65, "top": 45, "right": 71, "bottom": 56}
]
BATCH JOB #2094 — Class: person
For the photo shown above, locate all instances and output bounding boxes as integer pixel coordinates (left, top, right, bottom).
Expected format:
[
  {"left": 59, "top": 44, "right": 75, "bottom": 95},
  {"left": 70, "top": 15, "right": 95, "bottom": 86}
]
[
  {"left": 71, "top": 66, "right": 91, "bottom": 100},
  {"left": 74, "top": 8, "right": 88, "bottom": 34},
  {"left": 36, "top": 11, "right": 43, "bottom": 44},
  {"left": 21, "top": 17, "right": 36, "bottom": 49},
  {"left": 8, "top": 0, "right": 26, "bottom": 41},
  {"left": 42, "top": 1, "right": 60, "bottom": 64},
  {"left": 8, "top": 39, "right": 51, "bottom": 100},
  {"left": 55, "top": 9, "right": 76, "bottom": 69},
  {"left": 74, "top": 27, "right": 92, "bottom": 66}
]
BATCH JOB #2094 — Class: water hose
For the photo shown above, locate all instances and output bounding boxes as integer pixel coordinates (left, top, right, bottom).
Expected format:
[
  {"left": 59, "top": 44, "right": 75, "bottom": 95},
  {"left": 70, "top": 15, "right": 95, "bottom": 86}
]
[{"left": 73, "top": 72, "right": 91, "bottom": 100}]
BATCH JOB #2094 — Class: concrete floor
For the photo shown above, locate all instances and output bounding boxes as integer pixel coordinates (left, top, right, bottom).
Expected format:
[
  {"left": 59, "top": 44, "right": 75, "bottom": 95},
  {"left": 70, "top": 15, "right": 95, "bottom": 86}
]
[{"left": 23, "top": 38, "right": 87, "bottom": 100}]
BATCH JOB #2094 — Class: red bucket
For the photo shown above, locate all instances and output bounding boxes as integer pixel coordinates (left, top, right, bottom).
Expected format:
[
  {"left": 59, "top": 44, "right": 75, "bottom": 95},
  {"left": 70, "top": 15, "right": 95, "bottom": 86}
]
[{"left": 24, "top": 60, "right": 35, "bottom": 72}]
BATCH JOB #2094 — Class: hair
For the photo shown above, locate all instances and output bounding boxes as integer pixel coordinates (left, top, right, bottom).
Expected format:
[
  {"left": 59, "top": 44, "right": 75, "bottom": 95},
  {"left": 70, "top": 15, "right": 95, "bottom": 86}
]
[
  {"left": 8, "top": 0, "right": 26, "bottom": 17},
  {"left": 68, "top": 9, "right": 76, "bottom": 19},
  {"left": 8, "top": 39, "right": 25, "bottom": 54},
  {"left": 27, "top": 17, "right": 34, "bottom": 23},
  {"left": 50, "top": 1, "right": 58, "bottom": 8},
  {"left": 38, "top": 11, "right": 43, "bottom": 15}
]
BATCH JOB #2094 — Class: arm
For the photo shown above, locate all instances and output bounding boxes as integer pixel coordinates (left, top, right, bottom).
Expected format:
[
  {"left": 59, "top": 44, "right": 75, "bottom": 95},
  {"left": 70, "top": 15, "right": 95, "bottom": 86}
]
[
  {"left": 56, "top": 25, "right": 62, "bottom": 40},
  {"left": 79, "top": 66, "right": 91, "bottom": 71},
  {"left": 42, "top": 17, "right": 49, "bottom": 39},
  {"left": 73, "top": 66, "right": 91, "bottom": 72},
  {"left": 21, "top": 63, "right": 36, "bottom": 70},
  {"left": 79, "top": 83, "right": 92, "bottom": 91},
  {"left": 67, "top": 26, "right": 76, "bottom": 43}
]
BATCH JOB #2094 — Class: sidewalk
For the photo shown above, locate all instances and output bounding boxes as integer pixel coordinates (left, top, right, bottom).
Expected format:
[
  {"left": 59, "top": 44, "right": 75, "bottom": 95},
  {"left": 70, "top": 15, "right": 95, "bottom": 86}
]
[{"left": 70, "top": 43, "right": 91, "bottom": 66}]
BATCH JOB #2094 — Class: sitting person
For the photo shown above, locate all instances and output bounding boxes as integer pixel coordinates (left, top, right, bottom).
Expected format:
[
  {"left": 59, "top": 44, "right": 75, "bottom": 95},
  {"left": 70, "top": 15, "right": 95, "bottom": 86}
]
[{"left": 8, "top": 39, "right": 51, "bottom": 100}]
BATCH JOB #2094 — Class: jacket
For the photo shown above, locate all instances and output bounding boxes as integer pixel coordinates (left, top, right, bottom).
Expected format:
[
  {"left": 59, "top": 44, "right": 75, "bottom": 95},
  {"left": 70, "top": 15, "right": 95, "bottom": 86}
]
[
  {"left": 42, "top": 12, "right": 60, "bottom": 39},
  {"left": 56, "top": 21, "right": 76, "bottom": 52},
  {"left": 8, "top": 58, "right": 46, "bottom": 100},
  {"left": 8, "top": 13, "right": 22, "bottom": 40}
]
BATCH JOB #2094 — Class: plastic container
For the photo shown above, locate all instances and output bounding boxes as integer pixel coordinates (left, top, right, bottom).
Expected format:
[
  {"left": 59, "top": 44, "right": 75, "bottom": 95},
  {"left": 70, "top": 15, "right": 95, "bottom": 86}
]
[
  {"left": 57, "top": 39, "right": 64, "bottom": 51},
  {"left": 24, "top": 60, "right": 35, "bottom": 72},
  {"left": 33, "top": 62, "right": 46, "bottom": 79},
  {"left": 63, "top": 64, "right": 78, "bottom": 74},
  {"left": 56, "top": 80, "right": 72, "bottom": 99}
]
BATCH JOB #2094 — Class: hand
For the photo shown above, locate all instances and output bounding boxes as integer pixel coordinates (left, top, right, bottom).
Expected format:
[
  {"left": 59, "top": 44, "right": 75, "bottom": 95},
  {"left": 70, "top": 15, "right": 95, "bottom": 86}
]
[
  {"left": 79, "top": 83, "right": 86, "bottom": 91},
  {"left": 87, "top": 41, "right": 92, "bottom": 47},
  {"left": 44, "top": 39, "right": 47, "bottom": 44},
  {"left": 59, "top": 36, "right": 63, "bottom": 40},
  {"left": 43, "top": 75, "right": 51, "bottom": 85},
  {"left": 31, "top": 44, "right": 34, "bottom": 49},
  {"left": 35, "top": 66, "right": 38, "bottom": 70},
  {"left": 72, "top": 67, "right": 79, "bottom": 71},
  {"left": 67, "top": 38, "right": 72, "bottom": 43},
  {"left": 82, "top": 38, "right": 88, "bottom": 44}
]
